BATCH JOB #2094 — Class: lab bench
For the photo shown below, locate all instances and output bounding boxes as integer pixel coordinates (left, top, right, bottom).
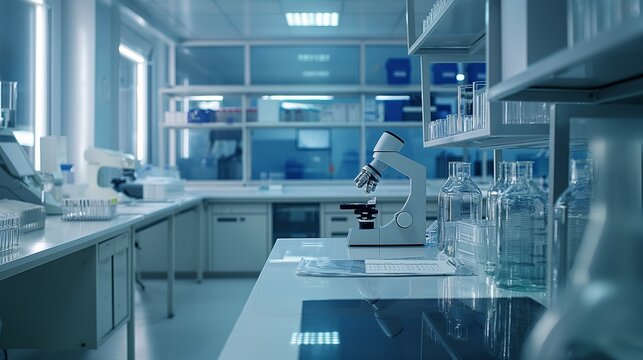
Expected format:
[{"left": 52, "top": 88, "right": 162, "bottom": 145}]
[{"left": 219, "top": 238, "right": 548, "bottom": 359}]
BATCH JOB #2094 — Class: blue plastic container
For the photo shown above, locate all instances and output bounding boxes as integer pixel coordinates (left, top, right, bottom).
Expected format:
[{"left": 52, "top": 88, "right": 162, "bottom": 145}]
[
  {"left": 467, "top": 63, "right": 486, "bottom": 83},
  {"left": 431, "top": 63, "right": 458, "bottom": 84},
  {"left": 187, "top": 109, "right": 216, "bottom": 123},
  {"left": 385, "top": 58, "right": 411, "bottom": 84}
]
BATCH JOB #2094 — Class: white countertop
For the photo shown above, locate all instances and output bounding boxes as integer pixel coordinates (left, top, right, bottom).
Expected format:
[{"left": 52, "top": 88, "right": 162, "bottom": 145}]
[{"left": 220, "top": 238, "right": 547, "bottom": 360}]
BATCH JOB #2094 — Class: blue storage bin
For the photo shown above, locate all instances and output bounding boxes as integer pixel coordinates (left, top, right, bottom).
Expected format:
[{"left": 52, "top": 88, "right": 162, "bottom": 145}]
[
  {"left": 385, "top": 58, "right": 411, "bottom": 84},
  {"left": 187, "top": 109, "right": 216, "bottom": 123},
  {"left": 384, "top": 100, "right": 405, "bottom": 121},
  {"left": 431, "top": 63, "right": 458, "bottom": 84},
  {"left": 466, "top": 63, "right": 486, "bottom": 83}
]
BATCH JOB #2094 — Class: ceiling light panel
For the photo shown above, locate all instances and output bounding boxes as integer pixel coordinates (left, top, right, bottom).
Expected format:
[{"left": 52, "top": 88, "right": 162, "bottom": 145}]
[{"left": 285, "top": 12, "right": 339, "bottom": 27}]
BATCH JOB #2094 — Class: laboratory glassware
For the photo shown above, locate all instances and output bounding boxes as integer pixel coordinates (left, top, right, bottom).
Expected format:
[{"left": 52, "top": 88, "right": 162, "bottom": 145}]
[
  {"left": 0, "top": 81, "right": 18, "bottom": 128},
  {"left": 62, "top": 198, "right": 118, "bottom": 221},
  {"left": 437, "top": 162, "right": 483, "bottom": 257},
  {"left": 0, "top": 212, "right": 20, "bottom": 253},
  {"left": 436, "top": 162, "right": 459, "bottom": 251},
  {"left": 495, "top": 161, "right": 548, "bottom": 290},
  {"left": 569, "top": 0, "right": 641, "bottom": 46},
  {"left": 457, "top": 85, "right": 474, "bottom": 133},
  {"left": 485, "top": 161, "right": 509, "bottom": 274},
  {"left": 472, "top": 81, "right": 487, "bottom": 131},
  {"left": 0, "top": 199, "right": 46, "bottom": 233},
  {"left": 551, "top": 159, "right": 593, "bottom": 300},
  {"left": 524, "top": 121, "right": 643, "bottom": 360}
]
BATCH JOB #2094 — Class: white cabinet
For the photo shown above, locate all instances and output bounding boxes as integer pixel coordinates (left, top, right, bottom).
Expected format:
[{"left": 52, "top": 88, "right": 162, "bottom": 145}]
[
  {"left": 0, "top": 231, "right": 130, "bottom": 349},
  {"left": 321, "top": 203, "right": 359, "bottom": 238},
  {"left": 210, "top": 203, "right": 269, "bottom": 273}
]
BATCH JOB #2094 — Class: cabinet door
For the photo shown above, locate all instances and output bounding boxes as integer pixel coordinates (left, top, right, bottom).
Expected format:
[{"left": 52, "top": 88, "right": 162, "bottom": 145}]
[
  {"left": 97, "top": 239, "right": 114, "bottom": 340},
  {"left": 113, "top": 233, "right": 130, "bottom": 327},
  {"left": 212, "top": 214, "right": 268, "bottom": 272},
  {"left": 323, "top": 213, "right": 359, "bottom": 238}
]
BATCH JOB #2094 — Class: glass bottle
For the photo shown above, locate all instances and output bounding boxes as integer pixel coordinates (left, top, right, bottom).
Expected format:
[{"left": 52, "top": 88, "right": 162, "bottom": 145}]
[
  {"left": 436, "top": 162, "right": 458, "bottom": 252},
  {"left": 438, "top": 162, "right": 483, "bottom": 257},
  {"left": 551, "top": 159, "right": 593, "bottom": 299},
  {"left": 485, "top": 161, "right": 509, "bottom": 274},
  {"left": 495, "top": 161, "right": 548, "bottom": 290}
]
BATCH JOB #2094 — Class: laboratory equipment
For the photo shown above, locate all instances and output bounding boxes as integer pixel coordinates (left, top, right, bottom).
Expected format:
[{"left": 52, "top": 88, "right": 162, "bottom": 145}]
[
  {"left": 347, "top": 131, "right": 426, "bottom": 246},
  {"left": 569, "top": 0, "right": 641, "bottom": 46},
  {"left": 485, "top": 161, "right": 509, "bottom": 274},
  {"left": 473, "top": 81, "right": 488, "bottom": 130},
  {"left": 437, "top": 162, "right": 483, "bottom": 257},
  {"left": 0, "top": 212, "right": 20, "bottom": 253},
  {"left": 455, "top": 220, "right": 493, "bottom": 274},
  {"left": 0, "top": 199, "right": 45, "bottom": 233},
  {"left": 84, "top": 147, "right": 141, "bottom": 198},
  {"left": 0, "top": 81, "right": 17, "bottom": 128},
  {"left": 61, "top": 164, "right": 75, "bottom": 184},
  {"left": 0, "top": 129, "right": 62, "bottom": 215},
  {"left": 61, "top": 198, "right": 118, "bottom": 221},
  {"left": 524, "top": 119, "right": 643, "bottom": 360},
  {"left": 495, "top": 161, "right": 548, "bottom": 290},
  {"left": 551, "top": 158, "right": 593, "bottom": 300},
  {"left": 457, "top": 85, "right": 474, "bottom": 133}
]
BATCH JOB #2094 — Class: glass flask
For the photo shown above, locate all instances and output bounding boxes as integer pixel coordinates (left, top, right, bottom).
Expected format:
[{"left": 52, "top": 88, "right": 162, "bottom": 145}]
[
  {"left": 485, "top": 161, "right": 509, "bottom": 274},
  {"left": 438, "top": 162, "right": 483, "bottom": 257},
  {"left": 551, "top": 159, "right": 593, "bottom": 299},
  {"left": 495, "top": 161, "right": 548, "bottom": 290}
]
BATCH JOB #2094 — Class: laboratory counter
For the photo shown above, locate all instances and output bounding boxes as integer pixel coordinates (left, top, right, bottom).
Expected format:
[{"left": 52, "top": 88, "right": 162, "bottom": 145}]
[{"left": 220, "top": 238, "right": 548, "bottom": 360}]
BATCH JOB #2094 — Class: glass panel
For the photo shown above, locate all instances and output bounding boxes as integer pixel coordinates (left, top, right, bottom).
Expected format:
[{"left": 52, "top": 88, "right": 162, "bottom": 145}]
[
  {"left": 365, "top": 45, "right": 421, "bottom": 85},
  {"left": 250, "top": 128, "right": 360, "bottom": 180},
  {"left": 251, "top": 45, "right": 359, "bottom": 84},
  {"left": 365, "top": 127, "right": 467, "bottom": 179},
  {"left": 174, "top": 129, "right": 243, "bottom": 180},
  {"left": 176, "top": 46, "right": 244, "bottom": 85},
  {"left": 364, "top": 93, "right": 422, "bottom": 122},
  {"left": 119, "top": 57, "right": 137, "bottom": 155},
  {"left": 170, "top": 95, "right": 243, "bottom": 124},
  {"left": 248, "top": 95, "right": 361, "bottom": 123}
]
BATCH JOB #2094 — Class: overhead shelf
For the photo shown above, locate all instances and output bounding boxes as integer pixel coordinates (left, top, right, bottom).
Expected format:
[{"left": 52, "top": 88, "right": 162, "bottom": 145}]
[
  {"left": 423, "top": 123, "right": 550, "bottom": 149},
  {"left": 160, "top": 85, "right": 422, "bottom": 97},
  {"left": 407, "top": 0, "right": 486, "bottom": 60},
  {"left": 488, "top": 19, "right": 643, "bottom": 104}
]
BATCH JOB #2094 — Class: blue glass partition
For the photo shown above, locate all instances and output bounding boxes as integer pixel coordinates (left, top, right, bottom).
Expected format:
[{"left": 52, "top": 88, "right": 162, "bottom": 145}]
[
  {"left": 250, "top": 128, "right": 360, "bottom": 180},
  {"left": 176, "top": 46, "right": 245, "bottom": 85}
]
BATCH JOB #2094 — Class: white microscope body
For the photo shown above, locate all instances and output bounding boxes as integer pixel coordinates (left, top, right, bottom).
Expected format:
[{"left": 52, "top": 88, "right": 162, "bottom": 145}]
[
  {"left": 84, "top": 147, "right": 138, "bottom": 198},
  {"left": 347, "top": 131, "right": 426, "bottom": 246}
]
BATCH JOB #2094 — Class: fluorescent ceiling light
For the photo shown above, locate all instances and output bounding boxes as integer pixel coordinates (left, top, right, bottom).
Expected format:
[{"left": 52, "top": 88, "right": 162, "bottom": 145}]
[
  {"left": 281, "top": 102, "right": 320, "bottom": 110},
  {"left": 286, "top": 12, "right": 339, "bottom": 27},
  {"left": 262, "top": 95, "right": 334, "bottom": 101},
  {"left": 290, "top": 332, "right": 340, "bottom": 345},
  {"left": 375, "top": 95, "right": 411, "bottom": 101},
  {"left": 188, "top": 95, "right": 224, "bottom": 101},
  {"left": 302, "top": 70, "right": 330, "bottom": 78},
  {"left": 119, "top": 44, "right": 145, "bottom": 64}
]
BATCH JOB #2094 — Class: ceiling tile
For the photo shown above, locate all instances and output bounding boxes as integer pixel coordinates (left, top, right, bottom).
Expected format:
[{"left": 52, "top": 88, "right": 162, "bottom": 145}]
[
  {"left": 343, "top": 0, "right": 406, "bottom": 14},
  {"left": 216, "top": 0, "right": 283, "bottom": 14},
  {"left": 153, "top": 0, "right": 221, "bottom": 15}
]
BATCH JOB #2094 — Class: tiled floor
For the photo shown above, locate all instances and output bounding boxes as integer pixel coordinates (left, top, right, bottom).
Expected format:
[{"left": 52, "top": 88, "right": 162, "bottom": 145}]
[{"left": 7, "top": 277, "right": 257, "bottom": 360}]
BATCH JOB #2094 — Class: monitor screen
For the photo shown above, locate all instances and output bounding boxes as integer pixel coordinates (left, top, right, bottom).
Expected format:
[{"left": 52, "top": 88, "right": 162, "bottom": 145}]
[
  {"left": 297, "top": 129, "right": 330, "bottom": 150},
  {"left": 0, "top": 133, "right": 35, "bottom": 177}
]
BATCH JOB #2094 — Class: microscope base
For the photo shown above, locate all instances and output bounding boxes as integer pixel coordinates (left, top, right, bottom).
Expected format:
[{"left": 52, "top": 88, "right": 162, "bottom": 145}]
[{"left": 347, "top": 227, "right": 425, "bottom": 246}]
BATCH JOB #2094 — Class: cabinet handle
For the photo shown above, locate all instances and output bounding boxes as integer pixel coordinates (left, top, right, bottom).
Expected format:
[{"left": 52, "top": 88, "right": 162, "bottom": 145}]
[
  {"left": 240, "top": 217, "right": 245, "bottom": 222},
  {"left": 217, "top": 217, "right": 237, "bottom": 222},
  {"left": 331, "top": 216, "right": 348, "bottom": 222},
  {"left": 426, "top": 216, "right": 436, "bottom": 221},
  {"left": 331, "top": 232, "right": 348, "bottom": 237}
]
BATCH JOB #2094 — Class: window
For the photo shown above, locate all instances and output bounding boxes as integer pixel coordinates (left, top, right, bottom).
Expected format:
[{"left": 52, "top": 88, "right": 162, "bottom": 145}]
[
  {"left": 176, "top": 46, "right": 244, "bottom": 85},
  {"left": 119, "top": 45, "right": 147, "bottom": 163}
]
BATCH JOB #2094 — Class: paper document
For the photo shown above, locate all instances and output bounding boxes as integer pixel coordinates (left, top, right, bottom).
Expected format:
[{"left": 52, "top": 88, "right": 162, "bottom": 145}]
[{"left": 296, "top": 258, "right": 465, "bottom": 277}]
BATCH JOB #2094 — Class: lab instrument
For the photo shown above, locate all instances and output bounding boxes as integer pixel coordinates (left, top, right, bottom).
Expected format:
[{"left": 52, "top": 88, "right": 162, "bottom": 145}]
[
  {"left": 0, "top": 212, "right": 20, "bottom": 253},
  {"left": 0, "top": 199, "right": 45, "bottom": 233},
  {"left": 0, "top": 129, "right": 62, "bottom": 214},
  {"left": 61, "top": 198, "right": 118, "bottom": 221},
  {"left": 84, "top": 147, "right": 141, "bottom": 198},
  {"left": 347, "top": 131, "right": 426, "bottom": 246},
  {"left": 0, "top": 81, "right": 17, "bottom": 128},
  {"left": 495, "top": 161, "right": 548, "bottom": 290}
]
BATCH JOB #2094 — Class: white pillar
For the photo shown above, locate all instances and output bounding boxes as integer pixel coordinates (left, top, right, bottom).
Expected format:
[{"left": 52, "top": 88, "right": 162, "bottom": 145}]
[{"left": 60, "top": 0, "right": 96, "bottom": 184}]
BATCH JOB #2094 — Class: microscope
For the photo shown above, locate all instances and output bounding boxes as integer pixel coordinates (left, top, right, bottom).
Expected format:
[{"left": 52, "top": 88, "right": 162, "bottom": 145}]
[
  {"left": 84, "top": 147, "right": 142, "bottom": 199},
  {"left": 341, "top": 131, "right": 426, "bottom": 246}
]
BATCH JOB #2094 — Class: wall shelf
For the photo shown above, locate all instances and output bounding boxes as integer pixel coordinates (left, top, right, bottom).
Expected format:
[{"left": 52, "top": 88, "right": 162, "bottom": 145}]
[
  {"left": 406, "top": 0, "right": 486, "bottom": 60},
  {"left": 422, "top": 123, "right": 549, "bottom": 149},
  {"left": 160, "top": 84, "right": 422, "bottom": 97},
  {"left": 488, "top": 19, "right": 643, "bottom": 104}
]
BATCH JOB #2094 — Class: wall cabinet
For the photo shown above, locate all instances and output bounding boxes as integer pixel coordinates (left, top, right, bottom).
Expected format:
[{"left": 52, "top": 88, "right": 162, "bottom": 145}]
[
  {"left": 0, "top": 232, "right": 131, "bottom": 349},
  {"left": 210, "top": 203, "right": 269, "bottom": 273}
]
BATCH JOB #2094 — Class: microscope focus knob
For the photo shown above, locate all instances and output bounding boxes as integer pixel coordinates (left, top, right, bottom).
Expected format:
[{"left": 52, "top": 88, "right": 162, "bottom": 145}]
[{"left": 395, "top": 212, "right": 413, "bottom": 228}]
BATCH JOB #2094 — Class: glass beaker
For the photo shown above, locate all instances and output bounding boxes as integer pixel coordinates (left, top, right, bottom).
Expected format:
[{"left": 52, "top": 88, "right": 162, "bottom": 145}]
[
  {"left": 0, "top": 81, "right": 18, "bottom": 128},
  {"left": 495, "top": 161, "right": 548, "bottom": 290},
  {"left": 473, "top": 81, "right": 487, "bottom": 130},
  {"left": 438, "top": 162, "right": 483, "bottom": 257},
  {"left": 457, "top": 85, "right": 474, "bottom": 133},
  {"left": 551, "top": 158, "right": 593, "bottom": 299}
]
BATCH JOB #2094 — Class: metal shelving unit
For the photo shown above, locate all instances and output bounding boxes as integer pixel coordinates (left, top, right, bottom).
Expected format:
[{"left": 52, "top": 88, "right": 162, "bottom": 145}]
[{"left": 487, "top": 18, "right": 643, "bottom": 104}]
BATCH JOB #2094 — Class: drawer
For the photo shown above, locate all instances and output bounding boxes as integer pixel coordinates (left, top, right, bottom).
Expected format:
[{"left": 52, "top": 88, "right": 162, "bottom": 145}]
[{"left": 210, "top": 203, "right": 267, "bottom": 215}]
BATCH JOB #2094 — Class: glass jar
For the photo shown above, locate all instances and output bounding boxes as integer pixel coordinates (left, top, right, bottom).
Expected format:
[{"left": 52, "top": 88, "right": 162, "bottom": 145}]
[
  {"left": 438, "top": 162, "right": 483, "bottom": 257},
  {"left": 551, "top": 159, "right": 593, "bottom": 299},
  {"left": 495, "top": 161, "right": 548, "bottom": 290},
  {"left": 485, "top": 161, "right": 510, "bottom": 274}
]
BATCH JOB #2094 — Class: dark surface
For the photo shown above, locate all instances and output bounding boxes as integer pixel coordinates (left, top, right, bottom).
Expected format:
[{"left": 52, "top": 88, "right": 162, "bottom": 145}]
[{"left": 298, "top": 297, "right": 545, "bottom": 360}]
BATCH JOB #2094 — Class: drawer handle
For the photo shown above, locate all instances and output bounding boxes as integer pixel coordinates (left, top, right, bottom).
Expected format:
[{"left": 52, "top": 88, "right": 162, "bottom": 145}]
[
  {"left": 331, "top": 232, "right": 348, "bottom": 237},
  {"left": 331, "top": 216, "right": 348, "bottom": 222},
  {"left": 217, "top": 217, "right": 237, "bottom": 222}
]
